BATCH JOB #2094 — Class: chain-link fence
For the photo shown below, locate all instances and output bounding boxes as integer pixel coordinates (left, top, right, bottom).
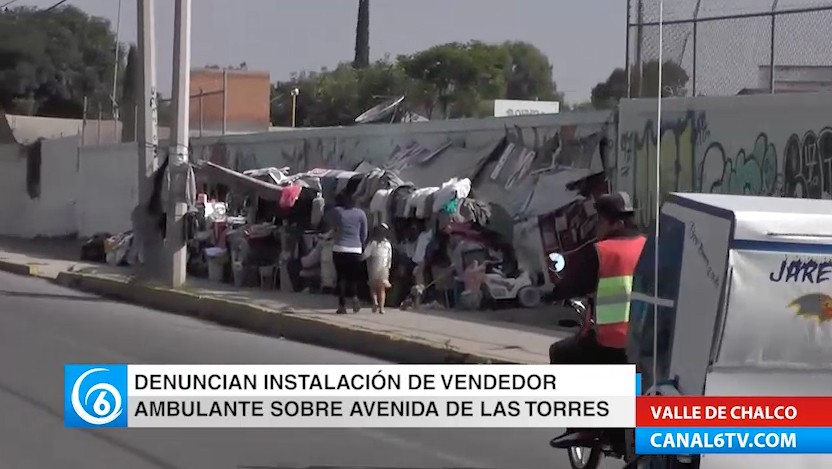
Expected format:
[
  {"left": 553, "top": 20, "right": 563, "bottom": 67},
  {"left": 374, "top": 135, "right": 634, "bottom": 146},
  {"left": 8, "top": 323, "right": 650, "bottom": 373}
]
[{"left": 627, "top": 0, "right": 832, "bottom": 97}]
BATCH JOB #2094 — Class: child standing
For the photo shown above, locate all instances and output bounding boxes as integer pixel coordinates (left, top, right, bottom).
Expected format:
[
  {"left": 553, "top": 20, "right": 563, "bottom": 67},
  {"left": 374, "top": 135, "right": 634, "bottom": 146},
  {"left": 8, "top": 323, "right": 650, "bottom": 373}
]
[{"left": 363, "top": 223, "right": 393, "bottom": 314}]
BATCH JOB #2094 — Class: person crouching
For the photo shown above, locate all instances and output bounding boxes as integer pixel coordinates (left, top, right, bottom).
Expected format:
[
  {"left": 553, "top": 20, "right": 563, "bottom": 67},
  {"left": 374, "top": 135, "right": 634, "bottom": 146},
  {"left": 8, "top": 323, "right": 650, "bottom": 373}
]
[{"left": 363, "top": 223, "right": 393, "bottom": 314}]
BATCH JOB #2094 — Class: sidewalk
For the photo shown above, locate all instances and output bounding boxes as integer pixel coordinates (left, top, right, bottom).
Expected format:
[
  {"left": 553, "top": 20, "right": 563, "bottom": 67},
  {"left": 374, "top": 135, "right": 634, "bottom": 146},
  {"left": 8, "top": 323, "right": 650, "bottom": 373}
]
[{"left": 0, "top": 237, "right": 570, "bottom": 364}]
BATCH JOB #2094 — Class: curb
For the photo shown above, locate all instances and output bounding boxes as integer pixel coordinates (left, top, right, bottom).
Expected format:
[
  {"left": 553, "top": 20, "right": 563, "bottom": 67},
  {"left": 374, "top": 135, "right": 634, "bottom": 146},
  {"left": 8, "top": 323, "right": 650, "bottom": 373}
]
[
  {"left": 54, "top": 271, "right": 521, "bottom": 365},
  {"left": 0, "top": 259, "right": 41, "bottom": 277}
]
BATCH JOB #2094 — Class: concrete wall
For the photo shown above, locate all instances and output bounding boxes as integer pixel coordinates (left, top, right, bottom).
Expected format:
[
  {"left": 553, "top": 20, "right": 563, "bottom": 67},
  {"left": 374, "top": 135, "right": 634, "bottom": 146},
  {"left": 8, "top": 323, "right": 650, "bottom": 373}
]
[
  {"left": 75, "top": 143, "right": 137, "bottom": 237},
  {"left": 0, "top": 144, "right": 26, "bottom": 236},
  {"left": 28, "top": 136, "right": 80, "bottom": 236},
  {"left": 617, "top": 91, "right": 832, "bottom": 227},
  {"left": 0, "top": 137, "right": 136, "bottom": 238},
  {"left": 0, "top": 112, "right": 613, "bottom": 239},
  {"left": 191, "top": 112, "right": 614, "bottom": 175}
]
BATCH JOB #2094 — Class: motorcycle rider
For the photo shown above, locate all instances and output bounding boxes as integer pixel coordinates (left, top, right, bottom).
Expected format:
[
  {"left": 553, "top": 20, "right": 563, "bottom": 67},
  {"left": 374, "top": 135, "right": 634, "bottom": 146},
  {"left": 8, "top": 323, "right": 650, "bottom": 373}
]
[{"left": 548, "top": 191, "right": 646, "bottom": 448}]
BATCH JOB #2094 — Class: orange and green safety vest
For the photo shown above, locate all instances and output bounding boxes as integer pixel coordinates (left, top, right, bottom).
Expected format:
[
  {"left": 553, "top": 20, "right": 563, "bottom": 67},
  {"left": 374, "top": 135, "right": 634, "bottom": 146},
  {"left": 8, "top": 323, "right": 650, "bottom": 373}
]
[{"left": 594, "top": 236, "right": 646, "bottom": 348}]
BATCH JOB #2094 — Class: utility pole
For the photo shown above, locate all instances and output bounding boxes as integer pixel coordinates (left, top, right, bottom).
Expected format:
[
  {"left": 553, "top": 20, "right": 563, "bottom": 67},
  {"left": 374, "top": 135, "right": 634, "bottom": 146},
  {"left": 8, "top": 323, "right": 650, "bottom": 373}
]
[
  {"left": 135, "top": 0, "right": 160, "bottom": 276},
  {"left": 164, "top": 0, "right": 191, "bottom": 288}
]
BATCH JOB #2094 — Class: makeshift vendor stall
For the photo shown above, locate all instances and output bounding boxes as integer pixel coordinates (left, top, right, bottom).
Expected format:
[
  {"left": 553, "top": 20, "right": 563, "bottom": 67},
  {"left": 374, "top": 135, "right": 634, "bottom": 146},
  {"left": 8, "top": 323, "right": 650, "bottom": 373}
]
[{"left": 629, "top": 193, "right": 832, "bottom": 468}]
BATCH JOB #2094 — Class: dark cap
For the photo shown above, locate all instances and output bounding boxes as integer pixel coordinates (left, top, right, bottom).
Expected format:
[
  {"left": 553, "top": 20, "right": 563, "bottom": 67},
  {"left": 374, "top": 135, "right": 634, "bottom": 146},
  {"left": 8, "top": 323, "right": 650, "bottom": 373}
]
[{"left": 594, "top": 191, "right": 635, "bottom": 217}]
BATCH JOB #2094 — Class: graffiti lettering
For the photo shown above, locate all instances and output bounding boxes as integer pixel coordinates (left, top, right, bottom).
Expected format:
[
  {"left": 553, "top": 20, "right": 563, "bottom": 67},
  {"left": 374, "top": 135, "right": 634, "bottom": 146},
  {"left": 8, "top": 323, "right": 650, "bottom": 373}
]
[
  {"left": 769, "top": 257, "right": 832, "bottom": 284},
  {"left": 783, "top": 128, "right": 832, "bottom": 199},
  {"left": 699, "top": 133, "right": 780, "bottom": 196},
  {"left": 619, "top": 111, "right": 707, "bottom": 227},
  {"left": 621, "top": 111, "right": 832, "bottom": 228}
]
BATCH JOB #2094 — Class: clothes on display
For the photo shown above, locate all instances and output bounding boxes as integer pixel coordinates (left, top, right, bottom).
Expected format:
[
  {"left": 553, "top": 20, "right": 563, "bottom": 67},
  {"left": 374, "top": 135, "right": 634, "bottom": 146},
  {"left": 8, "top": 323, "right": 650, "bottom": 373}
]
[
  {"left": 432, "top": 177, "right": 472, "bottom": 213},
  {"left": 279, "top": 184, "right": 303, "bottom": 208}
]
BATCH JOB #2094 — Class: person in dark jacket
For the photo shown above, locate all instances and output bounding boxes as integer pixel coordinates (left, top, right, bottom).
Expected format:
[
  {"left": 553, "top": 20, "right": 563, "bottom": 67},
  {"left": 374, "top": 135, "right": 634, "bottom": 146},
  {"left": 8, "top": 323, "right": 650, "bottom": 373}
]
[
  {"left": 549, "top": 192, "right": 644, "bottom": 359},
  {"left": 549, "top": 192, "right": 647, "bottom": 448}
]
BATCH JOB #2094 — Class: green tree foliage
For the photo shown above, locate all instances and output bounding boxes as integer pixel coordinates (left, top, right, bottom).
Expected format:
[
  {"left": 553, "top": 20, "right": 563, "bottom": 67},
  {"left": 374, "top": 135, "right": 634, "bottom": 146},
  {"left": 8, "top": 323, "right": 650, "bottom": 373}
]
[
  {"left": 271, "top": 60, "right": 410, "bottom": 127},
  {"left": 273, "top": 41, "right": 561, "bottom": 126},
  {"left": 591, "top": 60, "right": 690, "bottom": 109},
  {"left": 0, "top": 5, "right": 123, "bottom": 118},
  {"left": 353, "top": 0, "right": 370, "bottom": 69}
]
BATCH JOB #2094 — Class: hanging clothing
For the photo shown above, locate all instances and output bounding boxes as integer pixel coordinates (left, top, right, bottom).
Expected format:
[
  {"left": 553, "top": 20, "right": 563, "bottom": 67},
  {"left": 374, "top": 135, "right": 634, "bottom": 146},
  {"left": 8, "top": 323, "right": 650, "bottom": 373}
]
[
  {"left": 432, "top": 178, "right": 471, "bottom": 213},
  {"left": 369, "top": 189, "right": 392, "bottom": 227},
  {"left": 279, "top": 184, "right": 303, "bottom": 209}
]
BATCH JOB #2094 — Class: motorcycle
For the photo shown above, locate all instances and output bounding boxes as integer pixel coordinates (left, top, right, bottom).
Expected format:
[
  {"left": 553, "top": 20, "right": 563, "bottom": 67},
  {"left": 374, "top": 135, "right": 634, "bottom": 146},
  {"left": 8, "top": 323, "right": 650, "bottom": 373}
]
[
  {"left": 548, "top": 253, "right": 694, "bottom": 469},
  {"left": 547, "top": 252, "right": 637, "bottom": 469}
]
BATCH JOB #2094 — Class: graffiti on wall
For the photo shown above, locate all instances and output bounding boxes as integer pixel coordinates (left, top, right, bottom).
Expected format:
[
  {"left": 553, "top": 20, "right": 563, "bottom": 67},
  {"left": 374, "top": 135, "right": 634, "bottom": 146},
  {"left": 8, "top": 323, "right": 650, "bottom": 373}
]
[
  {"left": 782, "top": 128, "right": 832, "bottom": 199},
  {"left": 621, "top": 111, "right": 832, "bottom": 227},
  {"left": 620, "top": 112, "right": 707, "bottom": 227}
]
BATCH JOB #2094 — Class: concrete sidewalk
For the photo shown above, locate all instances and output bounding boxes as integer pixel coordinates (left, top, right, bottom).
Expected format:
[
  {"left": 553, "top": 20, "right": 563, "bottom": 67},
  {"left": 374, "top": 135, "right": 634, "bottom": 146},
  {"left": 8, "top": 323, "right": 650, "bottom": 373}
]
[{"left": 0, "top": 238, "right": 569, "bottom": 364}]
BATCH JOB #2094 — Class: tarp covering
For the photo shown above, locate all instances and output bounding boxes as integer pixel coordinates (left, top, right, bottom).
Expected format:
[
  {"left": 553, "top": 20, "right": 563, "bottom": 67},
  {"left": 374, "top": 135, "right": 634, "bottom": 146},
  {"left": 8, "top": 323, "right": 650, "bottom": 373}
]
[{"left": 194, "top": 161, "right": 283, "bottom": 202}]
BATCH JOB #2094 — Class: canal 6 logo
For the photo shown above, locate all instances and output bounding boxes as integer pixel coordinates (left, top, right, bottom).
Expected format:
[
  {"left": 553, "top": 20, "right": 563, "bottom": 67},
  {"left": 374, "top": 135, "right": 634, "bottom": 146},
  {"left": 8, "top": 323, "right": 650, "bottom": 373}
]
[{"left": 64, "top": 364, "right": 128, "bottom": 428}]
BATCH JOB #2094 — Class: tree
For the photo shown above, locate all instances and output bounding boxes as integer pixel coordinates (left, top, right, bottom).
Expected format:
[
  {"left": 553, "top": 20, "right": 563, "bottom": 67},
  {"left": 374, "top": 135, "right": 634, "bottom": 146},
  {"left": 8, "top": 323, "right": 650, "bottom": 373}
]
[
  {"left": 271, "top": 40, "right": 562, "bottom": 125},
  {"left": 0, "top": 6, "right": 123, "bottom": 118},
  {"left": 590, "top": 60, "right": 690, "bottom": 109},
  {"left": 502, "top": 41, "right": 560, "bottom": 102},
  {"left": 398, "top": 41, "right": 509, "bottom": 118},
  {"left": 353, "top": 0, "right": 370, "bottom": 69},
  {"left": 271, "top": 60, "right": 411, "bottom": 127}
]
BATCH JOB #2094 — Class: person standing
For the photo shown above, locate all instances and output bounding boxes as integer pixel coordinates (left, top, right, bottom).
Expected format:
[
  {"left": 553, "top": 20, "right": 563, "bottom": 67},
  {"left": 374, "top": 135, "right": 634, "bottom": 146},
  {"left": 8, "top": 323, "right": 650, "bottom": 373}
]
[
  {"left": 332, "top": 192, "right": 367, "bottom": 314},
  {"left": 363, "top": 223, "right": 393, "bottom": 314}
]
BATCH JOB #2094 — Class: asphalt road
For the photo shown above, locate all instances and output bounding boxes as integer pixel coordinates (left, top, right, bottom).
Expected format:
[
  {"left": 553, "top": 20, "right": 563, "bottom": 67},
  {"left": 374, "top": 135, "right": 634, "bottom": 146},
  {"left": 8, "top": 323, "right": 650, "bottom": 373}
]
[{"left": 0, "top": 270, "right": 618, "bottom": 469}]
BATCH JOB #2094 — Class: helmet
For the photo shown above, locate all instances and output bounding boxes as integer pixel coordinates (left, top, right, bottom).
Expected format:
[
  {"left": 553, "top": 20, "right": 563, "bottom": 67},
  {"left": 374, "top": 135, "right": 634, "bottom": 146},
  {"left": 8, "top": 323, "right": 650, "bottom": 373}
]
[{"left": 594, "top": 191, "right": 635, "bottom": 218}]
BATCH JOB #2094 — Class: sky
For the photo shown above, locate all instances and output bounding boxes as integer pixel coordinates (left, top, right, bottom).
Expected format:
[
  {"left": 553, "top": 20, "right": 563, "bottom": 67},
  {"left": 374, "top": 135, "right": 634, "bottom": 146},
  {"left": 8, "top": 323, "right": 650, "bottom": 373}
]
[{"left": 17, "top": 0, "right": 627, "bottom": 104}]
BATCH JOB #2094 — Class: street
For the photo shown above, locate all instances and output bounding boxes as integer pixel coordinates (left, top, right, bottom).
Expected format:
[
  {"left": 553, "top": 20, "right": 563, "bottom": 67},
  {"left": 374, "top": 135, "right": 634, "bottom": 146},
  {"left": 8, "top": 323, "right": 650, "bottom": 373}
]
[{"left": 0, "top": 270, "right": 617, "bottom": 469}]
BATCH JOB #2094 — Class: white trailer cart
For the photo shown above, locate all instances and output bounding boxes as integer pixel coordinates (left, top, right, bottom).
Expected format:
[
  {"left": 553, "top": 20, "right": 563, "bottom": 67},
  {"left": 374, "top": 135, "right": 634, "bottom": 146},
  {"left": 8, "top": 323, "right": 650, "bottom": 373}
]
[{"left": 628, "top": 193, "right": 832, "bottom": 469}]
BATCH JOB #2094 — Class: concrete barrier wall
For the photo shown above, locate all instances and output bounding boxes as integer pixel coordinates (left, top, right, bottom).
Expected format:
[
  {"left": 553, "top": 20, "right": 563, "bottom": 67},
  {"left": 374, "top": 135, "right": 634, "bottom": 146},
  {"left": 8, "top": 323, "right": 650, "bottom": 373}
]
[
  {"left": 6, "top": 91, "right": 832, "bottom": 239},
  {"left": 0, "top": 144, "right": 27, "bottom": 236},
  {"left": 618, "top": 91, "right": 832, "bottom": 227},
  {"left": 191, "top": 113, "right": 614, "bottom": 174},
  {"left": 0, "top": 138, "right": 136, "bottom": 238},
  {"left": 75, "top": 142, "right": 137, "bottom": 237},
  {"left": 29, "top": 136, "right": 80, "bottom": 237},
  {"left": 0, "top": 113, "right": 614, "bottom": 239}
]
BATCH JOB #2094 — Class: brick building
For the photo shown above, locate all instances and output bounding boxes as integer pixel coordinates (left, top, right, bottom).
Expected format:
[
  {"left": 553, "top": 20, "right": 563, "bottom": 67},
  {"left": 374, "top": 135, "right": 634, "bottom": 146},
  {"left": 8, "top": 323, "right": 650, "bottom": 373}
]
[{"left": 189, "top": 68, "right": 271, "bottom": 134}]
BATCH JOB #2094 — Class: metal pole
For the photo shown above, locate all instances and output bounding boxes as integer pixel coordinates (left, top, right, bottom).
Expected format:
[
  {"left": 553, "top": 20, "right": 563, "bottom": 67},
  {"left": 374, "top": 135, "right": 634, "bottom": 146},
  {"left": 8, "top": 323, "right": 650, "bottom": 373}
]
[
  {"left": 81, "top": 96, "right": 88, "bottom": 146},
  {"left": 691, "top": 23, "right": 697, "bottom": 96},
  {"left": 652, "top": 0, "right": 664, "bottom": 395},
  {"left": 111, "top": 0, "right": 122, "bottom": 121},
  {"left": 97, "top": 107, "right": 102, "bottom": 144},
  {"left": 291, "top": 95, "right": 297, "bottom": 127},
  {"left": 625, "top": 0, "right": 632, "bottom": 98},
  {"left": 199, "top": 88, "right": 203, "bottom": 137},
  {"left": 769, "top": 0, "right": 779, "bottom": 93},
  {"left": 635, "top": 0, "right": 644, "bottom": 97},
  {"left": 165, "top": 0, "right": 191, "bottom": 288},
  {"left": 222, "top": 68, "right": 228, "bottom": 134},
  {"left": 691, "top": 0, "right": 702, "bottom": 96},
  {"left": 136, "top": 0, "right": 160, "bottom": 276}
]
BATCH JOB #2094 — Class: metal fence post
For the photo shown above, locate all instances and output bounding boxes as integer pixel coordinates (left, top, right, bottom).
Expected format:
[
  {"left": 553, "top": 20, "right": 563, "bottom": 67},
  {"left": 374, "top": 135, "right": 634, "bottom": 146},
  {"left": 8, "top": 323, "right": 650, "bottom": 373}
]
[
  {"left": 692, "top": 21, "right": 697, "bottom": 96},
  {"left": 625, "top": 0, "right": 632, "bottom": 98},
  {"left": 769, "top": 2, "right": 779, "bottom": 93}
]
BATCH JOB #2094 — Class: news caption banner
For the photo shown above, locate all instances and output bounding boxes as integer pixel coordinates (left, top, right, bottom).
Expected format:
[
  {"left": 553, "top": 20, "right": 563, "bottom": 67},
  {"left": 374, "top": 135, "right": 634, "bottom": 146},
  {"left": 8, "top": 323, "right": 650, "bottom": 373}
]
[
  {"left": 64, "top": 364, "right": 636, "bottom": 428},
  {"left": 635, "top": 396, "right": 832, "bottom": 454}
]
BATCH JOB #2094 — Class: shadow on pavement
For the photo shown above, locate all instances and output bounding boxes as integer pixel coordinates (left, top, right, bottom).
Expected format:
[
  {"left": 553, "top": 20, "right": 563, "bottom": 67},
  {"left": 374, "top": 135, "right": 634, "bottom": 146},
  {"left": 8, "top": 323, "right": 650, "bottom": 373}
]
[{"left": 0, "top": 290, "right": 107, "bottom": 302}]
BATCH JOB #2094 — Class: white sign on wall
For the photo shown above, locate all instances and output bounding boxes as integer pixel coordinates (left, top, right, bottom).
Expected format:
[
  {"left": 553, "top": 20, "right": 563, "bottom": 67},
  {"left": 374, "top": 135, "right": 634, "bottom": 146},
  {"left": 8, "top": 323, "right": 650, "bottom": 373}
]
[{"left": 493, "top": 99, "right": 560, "bottom": 117}]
